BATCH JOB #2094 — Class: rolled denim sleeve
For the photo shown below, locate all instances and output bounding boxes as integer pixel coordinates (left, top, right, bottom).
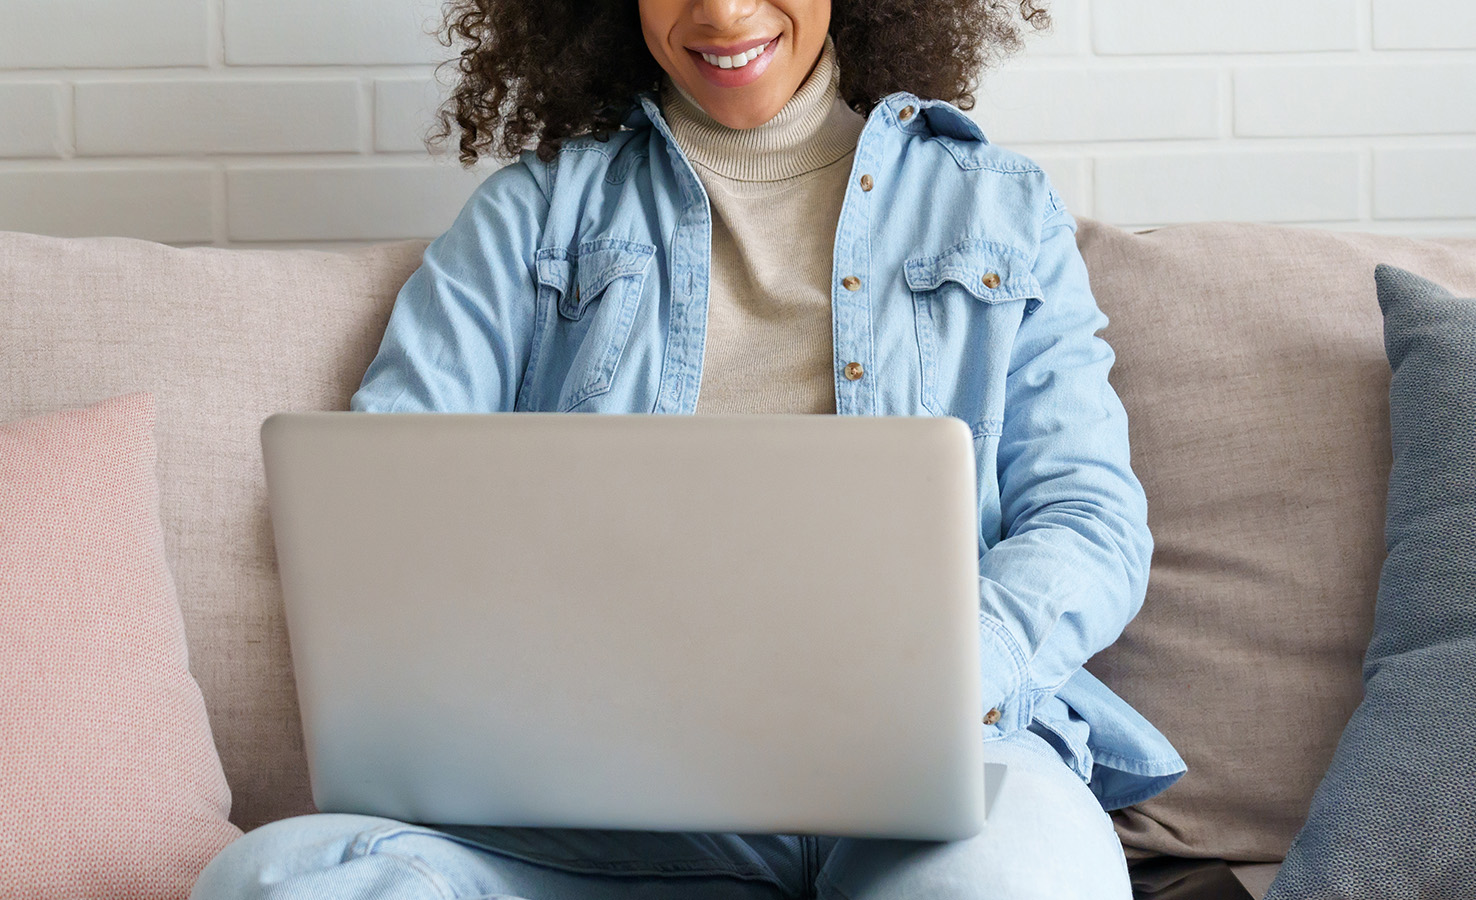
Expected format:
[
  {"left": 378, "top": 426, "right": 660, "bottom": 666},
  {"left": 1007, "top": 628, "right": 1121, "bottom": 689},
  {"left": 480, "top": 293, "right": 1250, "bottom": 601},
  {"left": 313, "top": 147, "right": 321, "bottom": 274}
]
[
  {"left": 976, "top": 194, "right": 1153, "bottom": 737},
  {"left": 350, "top": 153, "right": 550, "bottom": 414}
]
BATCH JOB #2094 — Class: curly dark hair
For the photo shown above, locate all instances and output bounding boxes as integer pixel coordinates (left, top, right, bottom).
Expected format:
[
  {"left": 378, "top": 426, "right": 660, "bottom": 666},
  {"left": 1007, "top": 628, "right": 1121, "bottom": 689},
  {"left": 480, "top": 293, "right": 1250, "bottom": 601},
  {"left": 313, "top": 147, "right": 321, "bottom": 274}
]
[{"left": 425, "top": 1, "right": 1050, "bottom": 167}]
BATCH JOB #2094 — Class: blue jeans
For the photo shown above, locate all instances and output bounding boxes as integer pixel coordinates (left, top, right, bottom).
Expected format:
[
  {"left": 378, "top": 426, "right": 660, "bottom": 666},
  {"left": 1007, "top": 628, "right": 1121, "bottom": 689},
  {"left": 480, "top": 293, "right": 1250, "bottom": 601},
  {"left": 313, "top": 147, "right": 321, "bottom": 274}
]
[{"left": 191, "top": 729, "right": 1129, "bottom": 899}]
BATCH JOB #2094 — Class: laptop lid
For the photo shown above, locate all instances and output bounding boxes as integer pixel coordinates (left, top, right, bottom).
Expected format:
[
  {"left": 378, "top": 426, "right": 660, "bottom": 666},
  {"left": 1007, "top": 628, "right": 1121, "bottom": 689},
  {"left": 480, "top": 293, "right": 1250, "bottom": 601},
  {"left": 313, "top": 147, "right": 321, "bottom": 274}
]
[{"left": 261, "top": 412, "right": 987, "bottom": 840}]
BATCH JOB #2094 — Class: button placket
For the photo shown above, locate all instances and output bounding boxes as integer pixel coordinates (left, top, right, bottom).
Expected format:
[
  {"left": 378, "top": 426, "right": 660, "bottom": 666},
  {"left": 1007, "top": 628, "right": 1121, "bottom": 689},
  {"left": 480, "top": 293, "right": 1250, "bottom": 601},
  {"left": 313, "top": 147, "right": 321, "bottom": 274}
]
[
  {"left": 835, "top": 269, "right": 871, "bottom": 403},
  {"left": 640, "top": 92, "right": 715, "bottom": 416},
  {"left": 831, "top": 116, "right": 882, "bottom": 416}
]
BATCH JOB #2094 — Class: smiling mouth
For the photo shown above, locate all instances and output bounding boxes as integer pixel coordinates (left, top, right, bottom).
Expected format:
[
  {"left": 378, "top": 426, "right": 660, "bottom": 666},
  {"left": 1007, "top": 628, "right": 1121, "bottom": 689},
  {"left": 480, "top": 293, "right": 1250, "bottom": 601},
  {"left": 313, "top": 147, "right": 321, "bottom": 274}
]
[
  {"left": 692, "top": 38, "right": 774, "bottom": 69},
  {"left": 684, "top": 33, "right": 781, "bottom": 88}
]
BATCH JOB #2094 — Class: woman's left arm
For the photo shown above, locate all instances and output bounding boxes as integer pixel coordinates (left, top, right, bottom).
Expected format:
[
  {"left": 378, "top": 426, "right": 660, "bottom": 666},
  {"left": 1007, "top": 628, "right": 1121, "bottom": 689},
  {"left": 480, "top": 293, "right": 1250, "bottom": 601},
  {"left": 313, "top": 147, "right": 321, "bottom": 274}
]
[{"left": 976, "top": 195, "right": 1152, "bottom": 736}]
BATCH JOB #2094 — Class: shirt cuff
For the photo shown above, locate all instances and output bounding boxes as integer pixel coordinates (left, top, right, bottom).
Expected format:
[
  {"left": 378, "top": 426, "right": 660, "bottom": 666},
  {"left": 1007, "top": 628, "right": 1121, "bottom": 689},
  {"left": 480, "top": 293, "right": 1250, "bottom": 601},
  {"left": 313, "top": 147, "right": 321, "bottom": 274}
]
[{"left": 978, "top": 612, "right": 1034, "bottom": 738}]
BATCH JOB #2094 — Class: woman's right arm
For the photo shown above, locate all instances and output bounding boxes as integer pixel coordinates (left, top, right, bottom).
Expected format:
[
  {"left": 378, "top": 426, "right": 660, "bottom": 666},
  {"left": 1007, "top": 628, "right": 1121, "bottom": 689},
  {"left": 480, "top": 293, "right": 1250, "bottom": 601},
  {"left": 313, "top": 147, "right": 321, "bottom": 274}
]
[{"left": 350, "top": 154, "right": 551, "bottom": 414}]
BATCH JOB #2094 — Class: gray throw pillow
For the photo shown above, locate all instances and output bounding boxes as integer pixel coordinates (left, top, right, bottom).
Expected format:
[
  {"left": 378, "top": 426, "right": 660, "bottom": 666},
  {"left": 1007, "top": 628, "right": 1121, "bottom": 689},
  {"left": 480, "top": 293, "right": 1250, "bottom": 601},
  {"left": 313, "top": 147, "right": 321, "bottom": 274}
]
[{"left": 1266, "top": 265, "right": 1476, "bottom": 899}]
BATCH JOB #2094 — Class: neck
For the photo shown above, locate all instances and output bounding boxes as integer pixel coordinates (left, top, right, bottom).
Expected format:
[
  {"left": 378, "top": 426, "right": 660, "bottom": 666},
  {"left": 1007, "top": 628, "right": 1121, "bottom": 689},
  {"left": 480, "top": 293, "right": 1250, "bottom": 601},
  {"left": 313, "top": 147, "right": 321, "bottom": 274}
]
[{"left": 658, "top": 33, "right": 864, "bottom": 182}]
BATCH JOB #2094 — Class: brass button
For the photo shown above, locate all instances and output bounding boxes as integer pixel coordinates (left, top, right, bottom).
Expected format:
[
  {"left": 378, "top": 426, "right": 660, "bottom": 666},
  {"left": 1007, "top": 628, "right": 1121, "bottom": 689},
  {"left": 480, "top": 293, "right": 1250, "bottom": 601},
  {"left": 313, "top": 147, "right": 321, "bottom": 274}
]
[
  {"left": 983, "top": 708, "right": 1001, "bottom": 726},
  {"left": 843, "top": 361, "right": 864, "bottom": 381},
  {"left": 841, "top": 275, "right": 861, "bottom": 291},
  {"left": 981, "top": 272, "right": 1001, "bottom": 289},
  {"left": 859, "top": 173, "right": 873, "bottom": 191},
  {"left": 898, "top": 105, "right": 914, "bottom": 122}
]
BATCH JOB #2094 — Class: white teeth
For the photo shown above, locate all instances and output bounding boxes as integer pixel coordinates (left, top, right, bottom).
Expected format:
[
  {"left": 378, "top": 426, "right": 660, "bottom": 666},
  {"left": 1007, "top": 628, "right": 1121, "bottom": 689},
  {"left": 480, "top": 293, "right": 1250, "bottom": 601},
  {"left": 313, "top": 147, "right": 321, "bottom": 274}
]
[{"left": 700, "top": 41, "right": 768, "bottom": 70}]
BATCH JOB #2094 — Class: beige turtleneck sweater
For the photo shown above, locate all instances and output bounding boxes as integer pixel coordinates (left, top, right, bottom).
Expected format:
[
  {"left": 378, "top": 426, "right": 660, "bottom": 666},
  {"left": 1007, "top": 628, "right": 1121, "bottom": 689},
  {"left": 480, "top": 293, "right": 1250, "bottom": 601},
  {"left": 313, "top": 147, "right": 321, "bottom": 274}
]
[{"left": 660, "top": 33, "right": 866, "bottom": 415}]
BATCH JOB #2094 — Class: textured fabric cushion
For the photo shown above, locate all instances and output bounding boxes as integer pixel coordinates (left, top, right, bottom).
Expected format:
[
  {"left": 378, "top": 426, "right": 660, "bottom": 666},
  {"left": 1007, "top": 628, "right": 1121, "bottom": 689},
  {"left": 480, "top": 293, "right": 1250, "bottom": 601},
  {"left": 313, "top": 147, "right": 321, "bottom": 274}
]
[
  {"left": 0, "top": 232, "right": 427, "bottom": 830},
  {"left": 1265, "top": 266, "right": 1476, "bottom": 898},
  {"left": 6, "top": 221, "right": 1475, "bottom": 852},
  {"left": 1075, "top": 220, "right": 1476, "bottom": 861},
  {"left": 0, "top": 392, "right": 242, "bottom": 898}
]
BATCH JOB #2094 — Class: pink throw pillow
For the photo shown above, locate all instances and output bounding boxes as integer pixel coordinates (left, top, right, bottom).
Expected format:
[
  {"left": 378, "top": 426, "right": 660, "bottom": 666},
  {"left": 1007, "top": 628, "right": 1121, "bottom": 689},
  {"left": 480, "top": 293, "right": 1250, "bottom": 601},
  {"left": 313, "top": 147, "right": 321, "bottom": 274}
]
[{"left": 0, "top": 393, "right": 242, "bottom": 899}]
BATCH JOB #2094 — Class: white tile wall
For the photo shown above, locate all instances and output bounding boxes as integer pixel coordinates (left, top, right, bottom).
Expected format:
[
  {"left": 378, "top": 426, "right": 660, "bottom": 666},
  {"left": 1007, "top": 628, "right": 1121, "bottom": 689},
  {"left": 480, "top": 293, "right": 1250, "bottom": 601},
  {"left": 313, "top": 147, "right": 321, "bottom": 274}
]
[
  {"left": 75, "top": 80, "right": 364, "bottom": 155},
  {"left": 1092, "top": 0, "right": 1359, "bottom": 54},
  {"left": 0, "top": 167, "right": 215, "bottom": 242},
  {"left": 1019, "top": 0, "right": 1086, "bottom": 57},
  {"left": 1236, "top": 65, "right": 1476, "bottom": 137},
  {"left": 0, "top": 83, "right": 64, "bottom": 158},
  {"left": 973, "top": 68, "right": 1221, "bottom": 143},
  {"left": 223, "top": 0, "right": 448, "bottom": 66},
  {"left": 1374, "top": 149, "right": 1476, "bottom": 220},
  {"left": 0, "top": 0, "right": 209, "bottom": 69},
  {"left": 1095, "top": 151, "right": 1362, "bottom": 224},
  {"left": 375, "top": 77, "right": 450, "bottom": 154},
  {"left": 1372, "top": 0, "right": 1476, "bottom": 50},
  {"left": 226, "top": 162, "right": 493, "bottom": 241},
  {"left": 1, "top": 0, "right": 1473, "bottom": 245}
]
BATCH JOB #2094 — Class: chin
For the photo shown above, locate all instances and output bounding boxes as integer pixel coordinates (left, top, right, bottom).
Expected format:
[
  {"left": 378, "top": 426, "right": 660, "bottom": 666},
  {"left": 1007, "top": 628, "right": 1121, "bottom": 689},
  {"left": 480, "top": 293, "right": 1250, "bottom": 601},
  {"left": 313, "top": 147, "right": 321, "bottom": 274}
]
[
  {"left": 715, "top": 110, "right": 769, "bottom": 130},
  {"left": 704, "top": 95, "right": 783, "bottom": 130}
]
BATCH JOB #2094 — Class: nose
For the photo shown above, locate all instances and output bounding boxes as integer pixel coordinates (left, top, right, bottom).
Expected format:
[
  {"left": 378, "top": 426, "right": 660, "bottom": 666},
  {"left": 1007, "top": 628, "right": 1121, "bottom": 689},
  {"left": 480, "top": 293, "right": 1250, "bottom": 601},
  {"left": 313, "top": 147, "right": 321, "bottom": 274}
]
[{"left": 691, "top": 0, "right": 761, "bottom": 31}]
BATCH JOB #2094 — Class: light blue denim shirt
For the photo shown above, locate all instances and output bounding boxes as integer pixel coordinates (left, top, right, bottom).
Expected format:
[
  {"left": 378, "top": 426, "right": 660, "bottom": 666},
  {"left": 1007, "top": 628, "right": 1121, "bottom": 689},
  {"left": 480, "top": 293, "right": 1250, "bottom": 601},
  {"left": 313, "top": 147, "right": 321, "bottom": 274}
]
[{"left": 349, "top": 88, "right": 1187, "bottom": 811}]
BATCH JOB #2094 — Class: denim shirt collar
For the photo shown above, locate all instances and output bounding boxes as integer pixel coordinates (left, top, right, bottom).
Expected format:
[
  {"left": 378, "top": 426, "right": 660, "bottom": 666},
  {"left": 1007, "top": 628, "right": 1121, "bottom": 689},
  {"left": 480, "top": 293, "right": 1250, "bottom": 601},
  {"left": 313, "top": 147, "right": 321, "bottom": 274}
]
[{"left": 621, "top": 88, "right": 992, "bottom": 153}]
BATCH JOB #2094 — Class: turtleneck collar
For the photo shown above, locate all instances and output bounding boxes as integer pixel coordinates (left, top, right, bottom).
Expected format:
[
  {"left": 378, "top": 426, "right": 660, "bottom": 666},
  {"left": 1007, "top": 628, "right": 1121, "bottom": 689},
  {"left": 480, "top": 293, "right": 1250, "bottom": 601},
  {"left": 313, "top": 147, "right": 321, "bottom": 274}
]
[{"left": 658, "top": 32, "right": 864, "bottom": 183}]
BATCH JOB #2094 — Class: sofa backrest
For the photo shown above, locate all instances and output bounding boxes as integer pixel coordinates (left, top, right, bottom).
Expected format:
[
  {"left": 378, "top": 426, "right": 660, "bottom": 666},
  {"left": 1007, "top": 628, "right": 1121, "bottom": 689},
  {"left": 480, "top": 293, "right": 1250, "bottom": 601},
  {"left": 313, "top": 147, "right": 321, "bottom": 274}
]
[
  {"left": 0, "top": 232, "right": 426, "bottom": 830},
  {"left": 1076, "top": 219, "right": 1476, "bottom": 860},
  {"left": 4, "top": 222, "right": 1476, "bottom": 855}
]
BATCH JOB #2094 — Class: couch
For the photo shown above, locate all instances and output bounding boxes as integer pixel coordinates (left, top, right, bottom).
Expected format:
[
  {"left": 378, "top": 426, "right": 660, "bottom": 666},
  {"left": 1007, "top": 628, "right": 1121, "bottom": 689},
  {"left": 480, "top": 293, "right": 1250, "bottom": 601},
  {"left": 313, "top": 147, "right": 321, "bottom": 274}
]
[{"left": 2, "top": 218, "right": 1474, "bottom": 899}]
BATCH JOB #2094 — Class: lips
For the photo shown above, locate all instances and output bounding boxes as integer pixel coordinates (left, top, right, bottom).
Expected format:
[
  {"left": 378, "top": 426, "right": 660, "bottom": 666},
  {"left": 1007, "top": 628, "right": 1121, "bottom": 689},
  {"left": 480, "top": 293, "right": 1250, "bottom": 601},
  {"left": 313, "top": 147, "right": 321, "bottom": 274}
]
[
  {"left": 688, "top": 34, "right": 778, "bottom": 56},
  {"left": 687, "top": 36, "right": 778, "bottom": 88}
]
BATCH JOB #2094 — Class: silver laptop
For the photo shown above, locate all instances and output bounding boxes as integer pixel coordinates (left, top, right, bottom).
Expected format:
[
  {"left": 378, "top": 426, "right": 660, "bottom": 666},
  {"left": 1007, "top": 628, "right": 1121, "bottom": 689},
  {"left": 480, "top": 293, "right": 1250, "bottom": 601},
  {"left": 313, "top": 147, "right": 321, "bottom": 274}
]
[{"left": 261, "top": 411, "right": 995, "bottom": 841}]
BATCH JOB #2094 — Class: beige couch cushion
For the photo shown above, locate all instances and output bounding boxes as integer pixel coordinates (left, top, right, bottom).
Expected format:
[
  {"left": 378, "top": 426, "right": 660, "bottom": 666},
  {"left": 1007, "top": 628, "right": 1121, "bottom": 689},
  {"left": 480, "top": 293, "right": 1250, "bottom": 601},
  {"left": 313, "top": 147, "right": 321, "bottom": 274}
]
[
  {"left": 0, "top": 232, "right": 427, "bottom": 831},
  {"left": 6, "top": 220, "right": 1476, "bottom": 856},
  {"left": 1076, "top": 219, "right": 1476, "bottom": 861}
]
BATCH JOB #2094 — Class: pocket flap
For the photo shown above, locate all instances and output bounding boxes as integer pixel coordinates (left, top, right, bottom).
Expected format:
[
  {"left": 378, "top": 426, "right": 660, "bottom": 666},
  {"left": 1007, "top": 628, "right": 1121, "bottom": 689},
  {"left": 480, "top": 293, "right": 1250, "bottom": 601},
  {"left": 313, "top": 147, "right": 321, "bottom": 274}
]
[
  {"left": 577, "top": 240, "right": 656, "bottom": 292},
  {"left": 534, "top": 249, "right": 571, "bottom": 295},
  {"left": 904, "top": 241, "right": 1042, "bottom": 307},
  {"left": 569, "top": 240, "right": 656, "bottom": 319},
  {"left": 535, "top": 240, "right": 657, "bottom": 321}
]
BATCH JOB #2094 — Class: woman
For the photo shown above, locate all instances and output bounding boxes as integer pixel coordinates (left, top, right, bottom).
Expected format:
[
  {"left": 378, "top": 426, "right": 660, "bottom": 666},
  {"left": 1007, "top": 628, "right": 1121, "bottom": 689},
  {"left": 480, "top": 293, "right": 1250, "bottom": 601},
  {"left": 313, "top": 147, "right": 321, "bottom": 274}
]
[{"left": 193, "top": 0, "right": 1185, "bottom": 896}]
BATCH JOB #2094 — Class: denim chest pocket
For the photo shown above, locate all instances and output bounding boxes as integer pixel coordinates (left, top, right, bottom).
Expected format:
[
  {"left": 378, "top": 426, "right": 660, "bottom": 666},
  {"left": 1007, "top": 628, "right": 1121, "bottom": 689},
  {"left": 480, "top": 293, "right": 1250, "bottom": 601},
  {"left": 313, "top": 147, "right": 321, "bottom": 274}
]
[
  {"left": 530, "top": 238, "right": 655, "bottom": 412},
  {"left": 905, "top": 241, "right": 1042, "bottom": 436}
]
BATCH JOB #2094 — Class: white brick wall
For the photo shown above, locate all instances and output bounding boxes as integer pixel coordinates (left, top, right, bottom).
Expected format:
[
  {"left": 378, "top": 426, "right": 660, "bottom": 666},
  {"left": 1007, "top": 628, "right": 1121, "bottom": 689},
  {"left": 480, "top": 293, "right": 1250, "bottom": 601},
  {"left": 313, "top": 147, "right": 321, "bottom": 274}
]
[
  {"left": 1092, "top": 0, "right": 1360, "bottom": 55},
  {"left": 2, "top": 0, "right": 209, "bottom": 68},
  {"left": 1373, "top": 0, "right": 1476, "bottom": 50},
  {"left": 980, "top": 0, "right": 1476, "bottom": 236},
  {"left": 222, "top": 0, "right": 448, "bottom": 66},
  {"left": 2, "top": 0, "right": 1474, "bottom": 246},
  {"left": 74, "top": 80, "right": 366, "bottom": 155},
  {"left": 0, "top": 83, "right": 65, "bottom": 157},
  {"left": 226, "top": 164, "right": 489, "bottom": 241}
]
